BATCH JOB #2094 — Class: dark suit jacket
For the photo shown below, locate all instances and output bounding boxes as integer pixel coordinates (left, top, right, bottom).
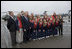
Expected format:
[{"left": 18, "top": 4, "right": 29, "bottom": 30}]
[
  {"left": 15, "top": 19, "right": 19, "bottom": 31},
  {"left": 37, "top": 22, "right": 43, "bottom": 30},
  {"left": 21, "top": 16, "right": 30, "bottom": 30},
  {"left": 7, "top": 16, "right": 16, "bottom": 32}
]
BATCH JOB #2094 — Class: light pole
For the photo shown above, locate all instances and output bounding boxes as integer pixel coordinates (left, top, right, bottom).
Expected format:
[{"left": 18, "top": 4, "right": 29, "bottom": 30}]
[{"left": 68, "top": 10, "right": 71, "bottom": 22}]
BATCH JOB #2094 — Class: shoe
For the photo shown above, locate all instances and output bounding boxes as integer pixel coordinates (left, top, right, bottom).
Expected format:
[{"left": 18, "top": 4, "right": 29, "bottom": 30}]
[
  {"left": 33, "top": 39, "right": 36, "bottom": 41},
  {"left": 53, "top": 35, "right": 54, "bottom": 37},
  {"left": 46, "top": 36, "right": 49, "bottom": 38},
  {"left": 38, "top": 38, "right": 41, "bottom": 40},
  {"left": 12, "top": 43, "right": 16, "bottom": 47},
  {"left": 61, "top": 33, "right": 63, "bottom": 35},
  {"left": 23, "top": 41, "right": 27, "bottom": 43}
]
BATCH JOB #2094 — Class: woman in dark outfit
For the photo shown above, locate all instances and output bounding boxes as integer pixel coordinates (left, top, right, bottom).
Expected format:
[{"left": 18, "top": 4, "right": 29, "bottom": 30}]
[
  {"left": 55, "top": 18, "right": 59, "bottom": 35},
  {"left": 52, "top": 19, "right": 56, "bottom": 36},
  {"left": 47, "top": 19, "right": 51, "bottom": 36},
  {"left": 37, "top": 18, "right": 43, "bottom": 38},
  {"left": 59, "top": 15, "right": 63, "bottom": 35},
  {"left": 43, "top": 19, "right": 47, "bottom": 38},
  {"left": 49, "top": 17, "right": 53, "bottom": 36},
  {"left": 32, "top": 18, "right": 38, "bottom": 39},
  {"left": 29, "top": 16, "right": 34, "bottom": 40}
]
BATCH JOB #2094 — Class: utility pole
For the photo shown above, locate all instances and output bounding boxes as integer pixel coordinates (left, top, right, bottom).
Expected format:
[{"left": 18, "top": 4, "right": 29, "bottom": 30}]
[{"left": 68, "top": 10, "right": 71, "bottom": 22}]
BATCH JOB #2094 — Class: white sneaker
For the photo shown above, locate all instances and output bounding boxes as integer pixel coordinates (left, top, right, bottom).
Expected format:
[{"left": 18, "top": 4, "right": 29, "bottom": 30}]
[
  {"left": 38, "top": 38, "right": 41, "bottom": 40},
  {"left": 33, "top": 39, "right": 36, "bottom": 41},
  {"left": 46, "top": 36, "right": 49, "bottom": 38},
  {"left": 42, "top": 37, "right": 45, "bottom": 39}
]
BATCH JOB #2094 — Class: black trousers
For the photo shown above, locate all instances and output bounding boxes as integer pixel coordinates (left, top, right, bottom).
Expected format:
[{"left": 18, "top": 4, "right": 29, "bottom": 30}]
[
  {"left": 59, "top": 25, "right": 63, "bottom": 35},
  {"left": 23, "top": 29, "right": 30, "bottom": 42},
  {"left": 10, "top": 31, "right": 16, "bottom": 46}
]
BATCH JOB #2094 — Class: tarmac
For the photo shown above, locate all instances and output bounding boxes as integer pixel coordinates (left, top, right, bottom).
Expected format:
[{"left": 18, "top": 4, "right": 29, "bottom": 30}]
[{"left": 12, "top": 34, "right": 71, "bottom": 48}]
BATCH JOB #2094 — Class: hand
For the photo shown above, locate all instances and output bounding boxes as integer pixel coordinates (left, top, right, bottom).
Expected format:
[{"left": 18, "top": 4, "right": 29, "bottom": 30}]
[
  {"left": 33, "top": 30, "right": 35, "bottom": 32},
  {"left": 43, "top": 30, "right": 45, "bottom": 32},
  {"left": 17, "top": 30, "right": 20, "bottom": 32},
  {"left": 18, "top": 31, "right": 20, "bottom": 32},
  {"left": 48, "top": 30, "right": 49, "bottom": 31},
  {"left": 39, "top": 29, "right": 41, "bottom": 32},
  {"left": 24, "top": 29, "right": 26, "bottom": 31},
  {"left": 30, "top": 27, "right": 31, "bottom": 29}
]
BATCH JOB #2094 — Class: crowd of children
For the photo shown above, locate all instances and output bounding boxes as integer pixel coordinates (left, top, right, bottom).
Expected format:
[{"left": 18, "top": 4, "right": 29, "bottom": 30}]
[{"left": 29, "top": 12, "right": 63, "bottom": 39}]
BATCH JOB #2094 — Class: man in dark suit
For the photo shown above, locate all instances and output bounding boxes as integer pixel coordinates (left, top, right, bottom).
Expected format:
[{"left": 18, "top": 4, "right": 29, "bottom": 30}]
[
  {"left": 7, "top": 11, "right": 17, "bottom": 46},
  {"left": 21, "top": 11, "right": 30, "bottom": 43}
]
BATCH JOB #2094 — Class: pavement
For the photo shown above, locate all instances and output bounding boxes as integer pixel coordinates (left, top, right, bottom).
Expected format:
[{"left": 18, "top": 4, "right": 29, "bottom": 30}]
[{"left": 13, "top": 34, "right": 71, "bottom": 48}]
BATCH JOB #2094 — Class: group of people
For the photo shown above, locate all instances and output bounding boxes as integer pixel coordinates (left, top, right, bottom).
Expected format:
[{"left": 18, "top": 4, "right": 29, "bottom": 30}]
[{"left": 6, "top": 11, "right": 63, "bottom": 46}]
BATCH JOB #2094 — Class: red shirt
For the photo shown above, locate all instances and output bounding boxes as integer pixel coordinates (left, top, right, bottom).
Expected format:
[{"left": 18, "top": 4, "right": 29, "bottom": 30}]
[
  {"left": 37, "top": 18, "right": 40, "bottom": 23},
  {"left": 39, "top": 22, "right": 43, "bottom": 28},
  {"left": 52, "top": 22, "right": 54, "bottom": 26},
  {"left": 29, "top": 20, "right": 32, "bottom": 22},
  {"left": 46, "top": 17, "right": 50, "bottom": 22},
  {"left": 34, "top": 22, "right": 37, "bottom": 29},
  {"left": 50, "top": 17, "right": 53, "bottom": 23},
  {"left": 47, "top": 22, "right": 51, "bottom": 28},
  {"left": 56, "top": 21, "right": 58, "bottom": 26},
  {"left": 17, "top": 17, "right": 22, "bottom": 28},
  {"left": 51, "top": 15, "right": 57, "bottom": 19},
  {"left": 30, "top": 20, "right": 34, "bottom": 23}
]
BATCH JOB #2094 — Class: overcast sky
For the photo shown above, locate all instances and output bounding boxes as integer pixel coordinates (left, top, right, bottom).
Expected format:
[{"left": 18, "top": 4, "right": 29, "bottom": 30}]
[{"left": 1, "top": 1, "right": 71, "bottom": 15}]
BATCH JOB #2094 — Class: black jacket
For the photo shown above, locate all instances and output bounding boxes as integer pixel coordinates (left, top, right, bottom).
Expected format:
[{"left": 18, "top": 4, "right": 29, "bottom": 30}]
[
  {"left": 21, "top": 16, "right": 30, "bottom": 30},
  {"left": 7, "top": 16, "right": 16, "bottom": 32},
  {"left": 59, "top": 18, "right": 63, "bottom": 26}
]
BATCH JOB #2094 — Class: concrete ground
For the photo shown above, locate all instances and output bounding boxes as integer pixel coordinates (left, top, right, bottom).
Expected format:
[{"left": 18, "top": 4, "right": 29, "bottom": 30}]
[{"left": 13, "top": 34, "right": 71, "bottom": 48}]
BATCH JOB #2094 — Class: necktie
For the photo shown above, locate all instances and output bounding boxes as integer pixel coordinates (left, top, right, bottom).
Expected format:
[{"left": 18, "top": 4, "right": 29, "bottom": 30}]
[{"left": 25, "top": 17, "right": 28, "bottom": 21}]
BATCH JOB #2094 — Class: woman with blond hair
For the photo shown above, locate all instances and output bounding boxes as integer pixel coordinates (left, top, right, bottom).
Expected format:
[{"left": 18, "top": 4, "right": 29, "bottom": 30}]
[
  {"left": 43, "top": 18, "right": 47, "bottom": 38},
  {"left": 37, "top": 18, "right": 43, "bottom": 39},
  {"left": 16, "top": 13, "right": 23, "bottom": 44}
]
